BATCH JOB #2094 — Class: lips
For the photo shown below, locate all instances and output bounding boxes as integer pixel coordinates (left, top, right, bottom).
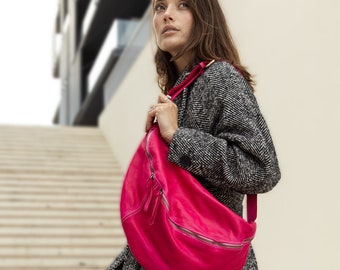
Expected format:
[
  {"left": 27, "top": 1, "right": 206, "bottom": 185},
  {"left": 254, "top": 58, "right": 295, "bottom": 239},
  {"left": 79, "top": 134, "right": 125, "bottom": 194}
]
[{"left": 162, "top": 25, "right": 178, "bottom": 34}]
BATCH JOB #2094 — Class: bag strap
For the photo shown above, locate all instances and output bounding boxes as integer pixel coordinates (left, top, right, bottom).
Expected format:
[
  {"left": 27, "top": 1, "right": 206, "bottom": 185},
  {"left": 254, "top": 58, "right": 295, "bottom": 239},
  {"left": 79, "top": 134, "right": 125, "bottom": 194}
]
[
  {"left": 167, "top": 60, "right": 215, "bottom": 101},
  {"left": 247, "top": 194, "right": 257, "bottom": 223},
  {"left": 167, "top": 60, "right": 257, "bottom": 223}
]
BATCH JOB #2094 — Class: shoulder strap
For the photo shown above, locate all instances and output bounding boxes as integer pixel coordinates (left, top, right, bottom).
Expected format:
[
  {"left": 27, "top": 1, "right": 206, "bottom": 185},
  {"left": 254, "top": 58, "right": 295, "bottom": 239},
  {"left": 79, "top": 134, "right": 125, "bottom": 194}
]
[
  {"left": 247, "top": 194, "right": 257, "bottom": 223},
  {"left": 167, "top": 60, "right": 215, "bottom": 101},
  {"left": 167, "top": 59, "right": 257, "bottom": 223}
]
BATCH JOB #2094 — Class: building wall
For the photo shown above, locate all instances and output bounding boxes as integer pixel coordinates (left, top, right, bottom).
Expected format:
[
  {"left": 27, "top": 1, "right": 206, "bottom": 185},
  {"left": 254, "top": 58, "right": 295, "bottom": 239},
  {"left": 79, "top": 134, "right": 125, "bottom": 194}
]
[
  {"left": 99, "top": 1, "right": 340, "bottom": 269},
  {"left": 99, "top": 37, "right": 158, "bottom": 170}
]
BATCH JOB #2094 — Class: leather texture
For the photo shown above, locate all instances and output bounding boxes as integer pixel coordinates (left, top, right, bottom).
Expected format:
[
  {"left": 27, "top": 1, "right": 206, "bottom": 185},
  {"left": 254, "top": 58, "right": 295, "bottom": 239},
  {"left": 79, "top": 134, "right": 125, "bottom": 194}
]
[{"left": 120, "top": 62, "right": 257, "bottom": 270}]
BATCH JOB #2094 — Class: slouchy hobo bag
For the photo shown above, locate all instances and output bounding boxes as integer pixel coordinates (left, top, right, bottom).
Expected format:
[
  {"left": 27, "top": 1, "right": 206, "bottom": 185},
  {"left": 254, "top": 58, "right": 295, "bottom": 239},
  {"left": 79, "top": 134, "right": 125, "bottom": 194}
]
[{"left": 120, "top": 61, "right": 257, "bottom": 270}]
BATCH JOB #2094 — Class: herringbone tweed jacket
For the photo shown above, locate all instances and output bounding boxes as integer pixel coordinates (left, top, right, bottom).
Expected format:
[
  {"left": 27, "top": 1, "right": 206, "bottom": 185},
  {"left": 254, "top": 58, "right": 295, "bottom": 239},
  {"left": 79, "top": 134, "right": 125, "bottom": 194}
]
[{"left": 107, "top": 61, "right": 281, "bottom": 270}]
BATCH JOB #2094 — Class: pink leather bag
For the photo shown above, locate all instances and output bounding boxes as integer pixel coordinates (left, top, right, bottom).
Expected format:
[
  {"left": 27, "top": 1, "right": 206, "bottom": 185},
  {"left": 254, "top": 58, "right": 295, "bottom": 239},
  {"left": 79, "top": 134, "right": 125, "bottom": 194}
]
[{"left": 120, "top": 61, "right": 257, "bottom": 270}]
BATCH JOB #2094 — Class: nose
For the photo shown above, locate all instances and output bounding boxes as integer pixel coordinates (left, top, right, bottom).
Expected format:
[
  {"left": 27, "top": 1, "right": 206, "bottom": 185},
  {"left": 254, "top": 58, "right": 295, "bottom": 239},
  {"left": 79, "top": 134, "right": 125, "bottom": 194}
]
[{"left": 163, "top": 5, "right": 174, "bottom": 21}]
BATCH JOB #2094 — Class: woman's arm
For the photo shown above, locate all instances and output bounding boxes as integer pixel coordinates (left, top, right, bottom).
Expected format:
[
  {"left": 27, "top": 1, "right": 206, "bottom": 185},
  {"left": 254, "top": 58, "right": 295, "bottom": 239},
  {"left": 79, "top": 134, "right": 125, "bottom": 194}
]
[{"left": 167, "top": 62, "right": 281, "bottom": 194}]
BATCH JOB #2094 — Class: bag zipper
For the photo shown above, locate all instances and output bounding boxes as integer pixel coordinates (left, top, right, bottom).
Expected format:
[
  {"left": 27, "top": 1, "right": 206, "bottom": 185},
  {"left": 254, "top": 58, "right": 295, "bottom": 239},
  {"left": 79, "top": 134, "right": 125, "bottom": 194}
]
[
  {"left": 122, "top": 128, "right": 157, "bottom": 223},
  {"left": 144, "top": 126, "right": 157, "bottom": 212},
  {"left": 145, "top": 127, "right": 156, "bottom": 177},
  {"left": 145, "top": 127, "right": 161, "bottom": 225},
  {"left": 161, "top": 191, "right": 251, "bottom": 249}
]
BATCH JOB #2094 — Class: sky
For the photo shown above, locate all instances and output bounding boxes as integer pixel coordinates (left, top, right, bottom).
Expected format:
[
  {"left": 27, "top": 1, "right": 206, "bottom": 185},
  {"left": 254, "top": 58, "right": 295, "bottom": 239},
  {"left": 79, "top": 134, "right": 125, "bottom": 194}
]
[{"left": 0, "top": 1, "right": 60, "bottom": 126}]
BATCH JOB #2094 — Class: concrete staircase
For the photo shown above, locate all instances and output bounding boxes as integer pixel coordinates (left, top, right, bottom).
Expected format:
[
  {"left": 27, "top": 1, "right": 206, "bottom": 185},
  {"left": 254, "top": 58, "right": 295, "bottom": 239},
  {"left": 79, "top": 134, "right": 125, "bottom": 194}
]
[{"left": 0, "top": 125, "right": 126, "bottom": 269}]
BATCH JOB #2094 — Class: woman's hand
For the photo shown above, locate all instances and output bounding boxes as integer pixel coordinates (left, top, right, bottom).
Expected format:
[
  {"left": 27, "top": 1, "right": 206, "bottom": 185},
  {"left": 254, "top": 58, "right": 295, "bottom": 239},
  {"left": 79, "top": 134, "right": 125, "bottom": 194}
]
[{"left": 145, "top": 93, "right": 178, "bottom": 144}]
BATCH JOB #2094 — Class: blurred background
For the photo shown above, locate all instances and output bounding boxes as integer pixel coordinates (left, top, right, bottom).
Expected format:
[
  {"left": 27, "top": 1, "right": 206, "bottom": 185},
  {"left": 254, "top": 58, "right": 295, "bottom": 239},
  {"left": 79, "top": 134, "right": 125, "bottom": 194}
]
[{"left": 0, "top": 1, "right": 60, "bottom": 126}]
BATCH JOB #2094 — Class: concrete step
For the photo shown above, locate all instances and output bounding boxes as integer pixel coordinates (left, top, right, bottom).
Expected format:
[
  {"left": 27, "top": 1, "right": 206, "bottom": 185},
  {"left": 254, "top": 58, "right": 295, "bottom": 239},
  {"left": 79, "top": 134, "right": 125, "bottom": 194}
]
[
  {"left": 0, "top": 185, "right": 121, "bottom": 195},
  {"left": 0, "top": 208, "right": 119, "bottom": 218},
  {"left": 0, "top": 156, "right": 119, "bottom": 168},
  {"left": 0, "top": 226, "right": 122, "bottom": 237},
  {"left": 0, "top": 236, "right": 125, "bottom": 247},
  {"left": 0, "top": 258, "right": 113, "bottom": 269},
  {"left": 0, "top": 178, "right": 121, "bottom": 189},
  {"left": 0, "top": 193, "right": 118, "bottom": 203},
  {"left": 0, "top": 172, "right": 122, "bottom": 182},
  {"left": 0, "top": 164, "right": 121, "bottom": 174},
  {"left": 0, "top": 125, "right": 125, "bottom": 269},
  {"left": 0, "top": 125, "right": 104, "bottom": 137},
  {"left": 1, "top": 247, "right": 117, "bottom": 257},
  {"left": 0, "top": 150, "right": 115, "bottom": 160},
  {"left": 0, "top": 201, "right": 117, "bottom": 211},
  {"left": 0, "top": 217, "right": 120, "bottom": 227}
]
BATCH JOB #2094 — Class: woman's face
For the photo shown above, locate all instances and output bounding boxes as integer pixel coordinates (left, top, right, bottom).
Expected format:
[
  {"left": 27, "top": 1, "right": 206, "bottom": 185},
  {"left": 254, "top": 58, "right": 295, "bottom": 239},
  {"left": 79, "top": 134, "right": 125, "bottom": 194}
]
[{"left": 152, "top": 0, "right": 194, "bottom": 57}]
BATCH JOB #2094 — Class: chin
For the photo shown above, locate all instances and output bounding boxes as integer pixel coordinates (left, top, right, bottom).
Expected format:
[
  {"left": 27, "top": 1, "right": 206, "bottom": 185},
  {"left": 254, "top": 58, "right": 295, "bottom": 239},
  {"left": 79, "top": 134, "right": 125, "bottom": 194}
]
[
  {"left": 159, "top": 43, "right": 181, "bottom": 56},
  {"left": 159, "top": 36, "right": 184, "bottom": 49}
]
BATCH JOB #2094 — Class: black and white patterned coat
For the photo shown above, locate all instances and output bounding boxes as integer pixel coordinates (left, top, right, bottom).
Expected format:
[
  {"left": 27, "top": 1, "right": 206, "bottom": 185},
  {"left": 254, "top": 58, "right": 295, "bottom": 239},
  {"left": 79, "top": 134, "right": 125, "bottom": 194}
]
[{"left": 107, "top": 61, "right": 281, "bottom": 270}]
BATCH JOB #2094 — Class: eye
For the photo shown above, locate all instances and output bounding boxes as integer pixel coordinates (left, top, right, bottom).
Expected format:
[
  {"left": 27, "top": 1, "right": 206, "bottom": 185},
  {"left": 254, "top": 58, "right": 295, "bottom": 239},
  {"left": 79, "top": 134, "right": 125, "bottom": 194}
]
[
  {"left": 178, "top": 1, "right": 189, "bottom": 9},
  {"left": 154, "top": 3, "right": 166, "bottom": 12}
]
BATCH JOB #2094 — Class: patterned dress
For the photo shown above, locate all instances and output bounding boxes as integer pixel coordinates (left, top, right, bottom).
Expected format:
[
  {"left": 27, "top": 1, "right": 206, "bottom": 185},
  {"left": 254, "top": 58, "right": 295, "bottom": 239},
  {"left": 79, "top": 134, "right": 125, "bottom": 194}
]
[{"left": 107, "top": 61, "right": 281, "bottom": 270}]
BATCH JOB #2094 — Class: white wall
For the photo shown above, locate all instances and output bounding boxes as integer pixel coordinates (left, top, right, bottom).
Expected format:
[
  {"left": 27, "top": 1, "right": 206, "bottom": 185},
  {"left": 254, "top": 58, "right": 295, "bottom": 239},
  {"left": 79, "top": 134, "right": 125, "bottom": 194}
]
[
  {"left": 100, "top": 1, "right": 340, "bottom": 269},
  {"left": 223, "top": 1, "right": 340, "bottom": 269}
]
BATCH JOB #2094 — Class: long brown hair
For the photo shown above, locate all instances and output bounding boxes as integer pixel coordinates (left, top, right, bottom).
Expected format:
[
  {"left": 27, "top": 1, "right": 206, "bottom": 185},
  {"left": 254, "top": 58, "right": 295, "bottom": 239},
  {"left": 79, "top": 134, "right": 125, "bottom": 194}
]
[{"left": 152, "top": 0, "right": 255, "bottom": 92}]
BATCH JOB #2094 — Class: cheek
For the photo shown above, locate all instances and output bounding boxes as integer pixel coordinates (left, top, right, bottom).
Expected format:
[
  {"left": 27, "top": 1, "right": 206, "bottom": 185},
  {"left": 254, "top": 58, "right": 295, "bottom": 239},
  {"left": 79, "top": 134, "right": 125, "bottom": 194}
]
[
  {"left": 184, "top": 15, "right": 194, "bottom": 35},
  {"left": 188, "top": 15, "right": 194, "bottom": 32},
  {"left": 152, "top": 19, "right": 161, "bottom": 42},
  {"left": 152, "top": 16, "right": 160, "bottom": 33}
]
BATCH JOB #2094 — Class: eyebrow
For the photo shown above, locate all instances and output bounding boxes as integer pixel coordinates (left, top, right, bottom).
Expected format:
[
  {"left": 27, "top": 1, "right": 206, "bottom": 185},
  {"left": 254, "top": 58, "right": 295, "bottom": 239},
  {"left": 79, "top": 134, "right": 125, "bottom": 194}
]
[{"left": 153, "top": 0, "right": 166, "bottom": 7}]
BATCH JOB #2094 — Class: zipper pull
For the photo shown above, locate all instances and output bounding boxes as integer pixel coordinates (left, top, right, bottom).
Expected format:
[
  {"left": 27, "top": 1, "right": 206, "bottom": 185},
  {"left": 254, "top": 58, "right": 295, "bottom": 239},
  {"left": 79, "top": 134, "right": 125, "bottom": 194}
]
[
  {"left": 144, "top": 175, "right": 154, "bottom": 212},
  {"left": 148, "top": 189, "right": 162, "bottom": 225}
]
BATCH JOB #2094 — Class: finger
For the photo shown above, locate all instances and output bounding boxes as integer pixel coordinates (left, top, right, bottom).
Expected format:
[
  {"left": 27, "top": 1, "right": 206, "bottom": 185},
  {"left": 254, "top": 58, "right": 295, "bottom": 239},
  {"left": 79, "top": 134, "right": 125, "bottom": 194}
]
[
  {"left": 158, "top": 94, "right": 172, "bottom": 103},
  {"left": 149, "top": 104, "right": 156, "bottom": 112},
  {"left": 145, "top": 106, "right": 157, "bottom": 132}
]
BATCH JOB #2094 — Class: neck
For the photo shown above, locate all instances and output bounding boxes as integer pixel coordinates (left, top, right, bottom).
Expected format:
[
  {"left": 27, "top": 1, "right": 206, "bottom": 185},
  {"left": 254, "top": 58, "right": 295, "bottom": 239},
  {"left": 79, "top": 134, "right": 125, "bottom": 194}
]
[{"left": 174, "top": 52, "right": 193, "bottom": 74}]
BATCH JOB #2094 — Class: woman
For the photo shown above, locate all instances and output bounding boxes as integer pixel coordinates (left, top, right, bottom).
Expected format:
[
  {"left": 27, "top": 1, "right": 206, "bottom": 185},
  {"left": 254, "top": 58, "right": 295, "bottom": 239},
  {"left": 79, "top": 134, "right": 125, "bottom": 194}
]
[{"left": 107, "top": 0, "right": 280, "bottom": 269}]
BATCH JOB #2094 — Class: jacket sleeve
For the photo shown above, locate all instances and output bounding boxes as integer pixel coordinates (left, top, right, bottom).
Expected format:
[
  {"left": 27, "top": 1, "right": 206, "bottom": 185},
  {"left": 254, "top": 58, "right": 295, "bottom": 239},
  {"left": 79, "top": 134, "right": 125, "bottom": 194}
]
[{"left": 167, "top": 62, "right": 281, "bottom": 194}]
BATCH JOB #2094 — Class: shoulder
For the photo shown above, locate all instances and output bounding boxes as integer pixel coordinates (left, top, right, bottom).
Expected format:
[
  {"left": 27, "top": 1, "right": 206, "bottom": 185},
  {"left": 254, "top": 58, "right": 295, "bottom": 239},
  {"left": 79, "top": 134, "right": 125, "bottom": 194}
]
[
  {"left": 205, "top": 61, "right": 238, "bottom": 76},
  {"left": 194, "top": 61, "right": 260, "bottom": 116},
  {"left": 197, "top": 61, "right": 252, "bottom": 98},
  {"left": 204, "top": 61, "right": 248, "bottom": 87}
]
